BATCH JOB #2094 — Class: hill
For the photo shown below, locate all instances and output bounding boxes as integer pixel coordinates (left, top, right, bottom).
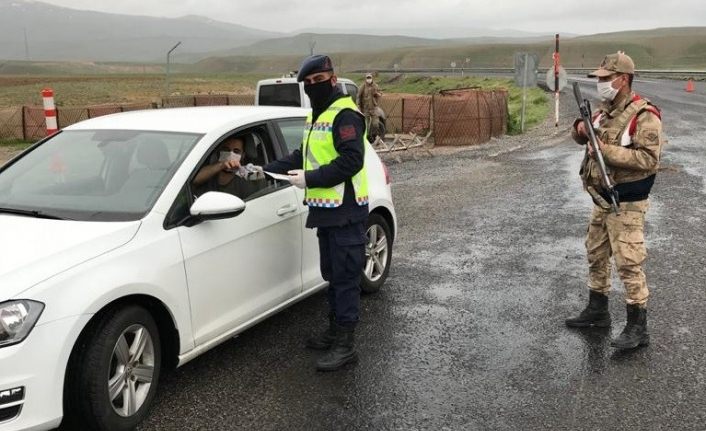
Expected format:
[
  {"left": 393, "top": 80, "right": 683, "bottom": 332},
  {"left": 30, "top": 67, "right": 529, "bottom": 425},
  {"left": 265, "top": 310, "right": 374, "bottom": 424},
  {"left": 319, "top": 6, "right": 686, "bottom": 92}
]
[
  {"left": 0, "top": 0, "right": 282, "bottom": 62},
  {"left": 190, "top": 27, "right": 706, "bottom": 73}
]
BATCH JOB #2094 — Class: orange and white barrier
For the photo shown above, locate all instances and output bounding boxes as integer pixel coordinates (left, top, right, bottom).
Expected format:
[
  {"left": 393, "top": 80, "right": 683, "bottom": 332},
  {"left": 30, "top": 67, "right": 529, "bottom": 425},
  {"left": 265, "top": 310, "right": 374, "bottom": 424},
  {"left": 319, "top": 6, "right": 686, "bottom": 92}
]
[{"left": 42, "top": 88, "right": 58, "bottom": 136}]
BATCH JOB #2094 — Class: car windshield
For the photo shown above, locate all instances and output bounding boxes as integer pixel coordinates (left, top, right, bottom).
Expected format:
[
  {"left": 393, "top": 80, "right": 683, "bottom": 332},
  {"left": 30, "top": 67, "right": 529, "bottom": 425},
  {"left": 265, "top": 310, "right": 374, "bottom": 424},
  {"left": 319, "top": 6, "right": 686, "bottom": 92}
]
[
  {"left": 0, "top": 130, "right": 202, "bottom": 221},
  {"left": 259, "top": 83, "right": 301, "bottom": 107}
]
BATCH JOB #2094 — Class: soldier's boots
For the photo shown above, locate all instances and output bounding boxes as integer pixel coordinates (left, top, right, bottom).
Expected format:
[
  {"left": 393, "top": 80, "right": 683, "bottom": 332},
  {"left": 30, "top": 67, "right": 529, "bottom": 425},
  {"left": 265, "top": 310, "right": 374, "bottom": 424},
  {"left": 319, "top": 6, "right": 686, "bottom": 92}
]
[
  {"left": 611, "top": 304, "right": 650, "bottom": 349},
  {"left": 565, "top": 290, "right": 612, "bottom": 328},
  {"left": 305, "top": 313, "right": 337, "bottom": 350},
  {"left": 315, "top": 325, "right": 357, "bottom": 372}
]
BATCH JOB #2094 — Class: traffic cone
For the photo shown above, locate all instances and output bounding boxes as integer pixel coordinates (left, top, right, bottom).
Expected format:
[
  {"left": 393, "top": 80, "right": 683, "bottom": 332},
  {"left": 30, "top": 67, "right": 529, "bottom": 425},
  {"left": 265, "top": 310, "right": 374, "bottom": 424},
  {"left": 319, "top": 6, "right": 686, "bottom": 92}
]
[{"left": 686, "top": 79, "right": 695, "bottom": 93}]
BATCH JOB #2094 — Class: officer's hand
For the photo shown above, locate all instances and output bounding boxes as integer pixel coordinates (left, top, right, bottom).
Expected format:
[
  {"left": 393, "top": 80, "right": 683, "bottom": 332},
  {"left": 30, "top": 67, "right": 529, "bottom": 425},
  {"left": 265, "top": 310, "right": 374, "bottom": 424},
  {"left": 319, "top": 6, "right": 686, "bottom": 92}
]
[
  {"left": 287, "top": 169, "right": 307, "bottom": 189},
  {"left": 576, "top": 121, "right": 588, "bottom": 138}
]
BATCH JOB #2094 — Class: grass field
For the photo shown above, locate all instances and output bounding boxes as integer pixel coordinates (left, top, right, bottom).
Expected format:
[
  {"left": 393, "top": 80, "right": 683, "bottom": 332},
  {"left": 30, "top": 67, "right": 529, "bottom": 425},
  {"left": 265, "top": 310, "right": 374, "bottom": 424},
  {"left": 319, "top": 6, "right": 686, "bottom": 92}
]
[
  {"left": 0, "top": 73, "right": 549, "bottom": 136},
  {"left": 0, "top": 73, "right": 269, "bottom": 107}
]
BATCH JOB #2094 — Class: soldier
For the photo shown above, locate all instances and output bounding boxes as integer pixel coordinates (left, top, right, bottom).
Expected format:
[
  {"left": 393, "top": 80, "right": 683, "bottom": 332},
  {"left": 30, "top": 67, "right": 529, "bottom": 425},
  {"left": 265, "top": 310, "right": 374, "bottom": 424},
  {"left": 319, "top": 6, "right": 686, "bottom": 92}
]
[
  {"left": 264, "top": 55, "right": 368, "bottom": 371},
  {"left": 565, "top": 52, "right": 664, "bottom": 350},
  {"left": 357, "top": 73, "right": 383, "bottom": 138}
]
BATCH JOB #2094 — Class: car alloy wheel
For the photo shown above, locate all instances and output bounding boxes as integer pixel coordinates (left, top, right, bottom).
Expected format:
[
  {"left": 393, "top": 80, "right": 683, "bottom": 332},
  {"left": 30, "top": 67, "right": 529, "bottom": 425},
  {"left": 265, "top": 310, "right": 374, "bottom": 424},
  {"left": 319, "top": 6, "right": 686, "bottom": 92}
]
[
  {"left": 108, "top": 324, "right": 156, "bottom": 417},
  {"left": 361, "top": 213, "right": 392, "bottom": 293},
  {"left": 365, "top": 223, "right": 388, "bottom": 283}
]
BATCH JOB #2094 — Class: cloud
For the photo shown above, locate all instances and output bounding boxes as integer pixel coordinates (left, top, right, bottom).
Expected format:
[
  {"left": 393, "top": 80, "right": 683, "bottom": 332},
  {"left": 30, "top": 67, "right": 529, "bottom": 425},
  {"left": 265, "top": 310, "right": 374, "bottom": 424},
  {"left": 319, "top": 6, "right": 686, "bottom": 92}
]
[{"left": 38, "top": 0, "right": 706, "bottom": 35}]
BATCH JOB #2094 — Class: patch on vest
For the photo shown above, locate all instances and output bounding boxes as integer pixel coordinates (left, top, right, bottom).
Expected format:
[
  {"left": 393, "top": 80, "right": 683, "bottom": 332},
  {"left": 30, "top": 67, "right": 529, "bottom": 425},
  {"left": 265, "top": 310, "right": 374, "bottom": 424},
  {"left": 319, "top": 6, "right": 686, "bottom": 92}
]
[{"left": 339, "top": 125, "right": 357, "bottom": 141}]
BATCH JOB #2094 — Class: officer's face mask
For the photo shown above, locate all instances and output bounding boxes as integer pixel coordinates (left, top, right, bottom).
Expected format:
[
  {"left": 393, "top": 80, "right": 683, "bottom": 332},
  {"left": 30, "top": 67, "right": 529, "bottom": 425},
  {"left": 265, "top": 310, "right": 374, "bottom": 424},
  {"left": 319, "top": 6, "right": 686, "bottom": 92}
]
[
  {"left": 366, "top": 77, "right": 373, "bottom": 84},
  {"left": 304, "top": 78, "right": 335, "bottom": 110},
  {"left": 597, "top": 77, "right": 620, "bottom": 102}
]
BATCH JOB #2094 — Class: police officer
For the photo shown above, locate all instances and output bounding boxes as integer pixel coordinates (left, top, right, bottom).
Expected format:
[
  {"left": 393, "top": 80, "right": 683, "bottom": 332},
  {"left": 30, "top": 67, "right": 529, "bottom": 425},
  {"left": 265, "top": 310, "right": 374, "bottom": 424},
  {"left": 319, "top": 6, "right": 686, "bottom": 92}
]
[
  {"left": 264, "top": 55, "right": 368, "bottom": 371},
  {"left": 565, "top": 52, "right": 664, "bottom": 350}
]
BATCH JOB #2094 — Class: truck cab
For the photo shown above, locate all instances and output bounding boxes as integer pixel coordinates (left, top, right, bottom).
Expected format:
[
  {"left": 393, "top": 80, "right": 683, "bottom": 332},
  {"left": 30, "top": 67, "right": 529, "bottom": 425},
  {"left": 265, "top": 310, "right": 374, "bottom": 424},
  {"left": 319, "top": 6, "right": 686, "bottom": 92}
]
[{"left": 255, "top": 76, "right": 359, "bottom": 108}]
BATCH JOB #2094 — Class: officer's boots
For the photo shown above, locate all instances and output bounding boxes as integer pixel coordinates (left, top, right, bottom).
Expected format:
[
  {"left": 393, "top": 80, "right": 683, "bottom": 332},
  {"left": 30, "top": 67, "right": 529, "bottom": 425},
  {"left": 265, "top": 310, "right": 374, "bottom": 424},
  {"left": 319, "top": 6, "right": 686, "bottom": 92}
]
[
  {"left": 315, "top": 325, "right": 357, "bottom": 371},
  {"left": 565, "top": 290, "right": 611, "bottom": 328},
  {"left": 611, "top": 304, "right": 649, "bottom": 349},
  {"left": 306, "top": 312, "right": 337, "bottom": 350}
]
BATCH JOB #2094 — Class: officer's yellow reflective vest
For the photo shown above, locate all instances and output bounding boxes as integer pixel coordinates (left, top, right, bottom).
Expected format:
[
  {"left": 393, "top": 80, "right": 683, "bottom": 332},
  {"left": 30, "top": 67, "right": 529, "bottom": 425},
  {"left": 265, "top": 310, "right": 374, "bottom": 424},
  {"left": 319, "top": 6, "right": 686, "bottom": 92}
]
[{"left": 302, "top": 96, "right": 369, "bottom": 208}]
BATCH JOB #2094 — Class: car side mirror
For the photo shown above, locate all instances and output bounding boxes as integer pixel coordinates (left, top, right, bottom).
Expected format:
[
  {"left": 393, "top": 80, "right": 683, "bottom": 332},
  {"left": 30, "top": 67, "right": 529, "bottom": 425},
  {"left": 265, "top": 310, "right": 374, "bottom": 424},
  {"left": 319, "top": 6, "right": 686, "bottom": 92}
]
[{"left": 188, "top": 191, "right": 245, "bottom": 224}]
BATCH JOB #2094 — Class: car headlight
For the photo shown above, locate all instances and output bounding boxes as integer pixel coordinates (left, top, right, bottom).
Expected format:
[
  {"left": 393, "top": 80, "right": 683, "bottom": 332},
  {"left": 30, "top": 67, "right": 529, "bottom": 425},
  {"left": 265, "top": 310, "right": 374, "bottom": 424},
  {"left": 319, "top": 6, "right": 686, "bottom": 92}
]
[{"left": 0, "top": 300, "right": 44, "bottom": 348}]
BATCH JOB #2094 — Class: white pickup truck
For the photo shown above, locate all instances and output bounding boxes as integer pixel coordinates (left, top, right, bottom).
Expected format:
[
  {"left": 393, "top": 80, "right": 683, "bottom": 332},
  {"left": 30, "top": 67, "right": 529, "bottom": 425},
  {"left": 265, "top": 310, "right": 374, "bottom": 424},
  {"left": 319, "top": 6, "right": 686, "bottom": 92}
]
[
  {"left": 255, "top": 76, "right": 386, "bottom": 139},
  {"left": 255, "top": 76, "right": 359, "bottom": 108}
]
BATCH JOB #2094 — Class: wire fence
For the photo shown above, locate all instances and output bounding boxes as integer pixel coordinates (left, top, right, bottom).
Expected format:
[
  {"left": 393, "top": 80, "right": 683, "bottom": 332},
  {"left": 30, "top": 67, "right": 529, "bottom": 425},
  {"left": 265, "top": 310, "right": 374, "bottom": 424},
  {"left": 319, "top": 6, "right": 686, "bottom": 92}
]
[
  {"left": 432, "top": 88, "right": 508, "bottom": 146},
  {"left": 1, "top": 91, "right": 508, "bottom": 147}
]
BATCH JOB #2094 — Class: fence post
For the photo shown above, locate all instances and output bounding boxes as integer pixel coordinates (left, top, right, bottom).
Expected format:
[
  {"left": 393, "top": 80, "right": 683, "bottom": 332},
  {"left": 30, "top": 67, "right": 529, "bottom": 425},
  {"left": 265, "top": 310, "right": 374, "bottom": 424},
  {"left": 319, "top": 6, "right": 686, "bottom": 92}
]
[
  {"left": 476, "top": 93, "right": 481, "bottom": 144},
  {"left": 401, "top": 98, "right": 405, "bottom": 134},
  {"left": 21, "top": 106, "right": 27, "bottom": 141}
]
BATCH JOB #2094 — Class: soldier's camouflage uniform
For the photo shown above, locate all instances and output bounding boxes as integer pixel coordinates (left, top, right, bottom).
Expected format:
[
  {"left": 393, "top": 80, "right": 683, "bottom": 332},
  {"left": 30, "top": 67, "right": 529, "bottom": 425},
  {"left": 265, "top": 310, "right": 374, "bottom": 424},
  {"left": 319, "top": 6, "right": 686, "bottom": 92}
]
[{"left": 572, "top": 91, "right": 664, "bottom": 306}]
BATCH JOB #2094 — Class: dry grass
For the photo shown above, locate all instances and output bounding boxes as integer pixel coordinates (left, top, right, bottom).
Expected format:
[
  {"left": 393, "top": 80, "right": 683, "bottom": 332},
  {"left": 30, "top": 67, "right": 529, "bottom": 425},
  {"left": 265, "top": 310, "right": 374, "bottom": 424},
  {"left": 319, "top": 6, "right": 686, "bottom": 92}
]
[{"left": 0, "top": 74, "right": 266, "bottom": 107}]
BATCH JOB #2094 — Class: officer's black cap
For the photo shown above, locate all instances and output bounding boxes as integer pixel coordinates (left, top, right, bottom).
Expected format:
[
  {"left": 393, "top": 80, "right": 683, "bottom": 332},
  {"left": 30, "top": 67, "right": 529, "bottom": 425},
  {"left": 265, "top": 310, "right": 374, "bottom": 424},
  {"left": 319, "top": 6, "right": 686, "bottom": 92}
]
[{"left": 296, "top": 55, "right": 334, "bottom": 82}]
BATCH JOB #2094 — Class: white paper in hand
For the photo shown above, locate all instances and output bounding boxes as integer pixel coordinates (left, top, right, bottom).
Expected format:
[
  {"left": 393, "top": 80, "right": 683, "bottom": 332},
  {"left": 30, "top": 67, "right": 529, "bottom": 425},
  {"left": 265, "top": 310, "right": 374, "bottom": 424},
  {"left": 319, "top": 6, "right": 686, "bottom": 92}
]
[{"left": 264, "top": 171, "right": 292, "bottom": 182}]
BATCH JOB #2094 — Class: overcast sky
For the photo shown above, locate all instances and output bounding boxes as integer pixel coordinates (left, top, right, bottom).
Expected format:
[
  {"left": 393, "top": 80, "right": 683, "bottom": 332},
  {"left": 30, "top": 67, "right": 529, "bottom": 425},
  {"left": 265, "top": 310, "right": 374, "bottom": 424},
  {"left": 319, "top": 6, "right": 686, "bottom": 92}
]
[{"left": 38, "top": 0, "right": 706, "bottom": 35}]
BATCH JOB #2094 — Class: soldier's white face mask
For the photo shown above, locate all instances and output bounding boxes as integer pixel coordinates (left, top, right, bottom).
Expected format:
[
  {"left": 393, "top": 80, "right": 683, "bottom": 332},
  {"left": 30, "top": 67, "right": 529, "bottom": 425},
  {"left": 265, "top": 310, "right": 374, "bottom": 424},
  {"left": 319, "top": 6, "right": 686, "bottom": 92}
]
[
  {"left": 366, "top": 77, "right": 373, "bottom": 84},
  {"left": 597, "top": 78, "right": 619, "bottom": 101}
]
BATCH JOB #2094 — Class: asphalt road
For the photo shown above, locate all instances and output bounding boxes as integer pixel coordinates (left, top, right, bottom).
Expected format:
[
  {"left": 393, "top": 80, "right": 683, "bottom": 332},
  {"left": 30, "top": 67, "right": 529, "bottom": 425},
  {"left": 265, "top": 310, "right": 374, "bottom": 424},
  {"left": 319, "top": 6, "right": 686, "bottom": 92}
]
[{"left": 130, "top": 80, "right": 706, "bottom": 431}]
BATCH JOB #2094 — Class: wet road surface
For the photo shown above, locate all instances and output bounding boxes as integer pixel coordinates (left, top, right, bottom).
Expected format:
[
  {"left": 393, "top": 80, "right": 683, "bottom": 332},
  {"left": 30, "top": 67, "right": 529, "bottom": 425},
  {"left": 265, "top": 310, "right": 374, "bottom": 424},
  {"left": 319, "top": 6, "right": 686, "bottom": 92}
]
[{"left": 133, "top": 80, "right": 706, "bottom": 430}]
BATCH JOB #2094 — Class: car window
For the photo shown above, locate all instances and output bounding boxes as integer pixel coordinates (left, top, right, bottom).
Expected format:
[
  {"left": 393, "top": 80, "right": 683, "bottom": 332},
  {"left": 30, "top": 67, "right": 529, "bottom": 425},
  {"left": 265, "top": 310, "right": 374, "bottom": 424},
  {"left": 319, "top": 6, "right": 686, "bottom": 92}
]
[
  {"left": 0, "top": 130, "right": 201, "bottom": 221},
  {"left": 345, "top": 83, "right": 358, "bottom": 101},
  {"left": 188, "top": 124, "right": 288, "bottom": 207},
  {"left": 273, "top": 118, "right": 306, "bottom": 153},
  {"left": 258, "top": 83, "right": 301, "bottom": 107}
]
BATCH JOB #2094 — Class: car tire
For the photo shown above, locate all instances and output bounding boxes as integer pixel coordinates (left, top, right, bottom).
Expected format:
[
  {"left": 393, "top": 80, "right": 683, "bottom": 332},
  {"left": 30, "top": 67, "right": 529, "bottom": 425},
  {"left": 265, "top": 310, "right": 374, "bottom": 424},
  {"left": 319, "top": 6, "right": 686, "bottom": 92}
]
[
  {"left": 361, "top": 213, "right": 393, "bottom": 294},
  {"left": 64, "top": 305, "right": 162, "bottom": 431}
]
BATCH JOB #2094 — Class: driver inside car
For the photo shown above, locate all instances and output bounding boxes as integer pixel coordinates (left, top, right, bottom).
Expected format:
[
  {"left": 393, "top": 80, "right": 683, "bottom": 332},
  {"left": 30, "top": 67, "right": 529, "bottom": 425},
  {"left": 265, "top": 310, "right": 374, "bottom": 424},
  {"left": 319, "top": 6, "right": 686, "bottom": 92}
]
[{"left": 192, "top": 135, "right": 266, "bottom": 200}]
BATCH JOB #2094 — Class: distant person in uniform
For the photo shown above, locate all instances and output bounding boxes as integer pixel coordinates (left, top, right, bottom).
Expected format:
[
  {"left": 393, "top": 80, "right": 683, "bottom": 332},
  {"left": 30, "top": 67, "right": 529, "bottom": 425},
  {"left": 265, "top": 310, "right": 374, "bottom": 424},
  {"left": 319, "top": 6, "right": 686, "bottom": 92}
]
[
  {"left": 264, "top": 54, "right": 369, "bottom": 371},
  {"left": 565, "top": 51, "right": 664, "bottom": 350},
  {"left": 192, "top": 135, "right": 266, "bottom": 199},
  {"left": 357, "top": 73, "right": 383, "bottom": 138}
]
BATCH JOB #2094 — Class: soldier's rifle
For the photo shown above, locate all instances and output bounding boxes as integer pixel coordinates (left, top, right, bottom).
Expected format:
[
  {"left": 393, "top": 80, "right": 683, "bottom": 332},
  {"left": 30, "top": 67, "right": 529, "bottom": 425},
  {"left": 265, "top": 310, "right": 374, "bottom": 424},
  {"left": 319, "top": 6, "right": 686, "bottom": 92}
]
[{"left": 572, "top": 82, "right": 620, "bottom": 214}]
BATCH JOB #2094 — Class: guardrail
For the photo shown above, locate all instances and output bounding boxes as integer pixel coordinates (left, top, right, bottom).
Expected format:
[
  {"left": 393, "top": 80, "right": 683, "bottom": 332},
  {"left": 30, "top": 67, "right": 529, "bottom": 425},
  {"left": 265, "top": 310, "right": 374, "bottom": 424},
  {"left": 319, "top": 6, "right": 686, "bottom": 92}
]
[{"left": 351, "top": 68, "right": 706, "bottom": 78}]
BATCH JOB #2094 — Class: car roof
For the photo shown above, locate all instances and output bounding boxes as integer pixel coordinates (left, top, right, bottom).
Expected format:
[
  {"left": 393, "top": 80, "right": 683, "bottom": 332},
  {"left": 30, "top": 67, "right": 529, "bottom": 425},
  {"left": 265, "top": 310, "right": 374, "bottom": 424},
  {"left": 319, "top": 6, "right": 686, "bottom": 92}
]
[
  {"left": 257, "top": 77, "right": 355, "bottom": 85},
  {"left": 65, "top": 106, "right": 310, "bottom": 134}
]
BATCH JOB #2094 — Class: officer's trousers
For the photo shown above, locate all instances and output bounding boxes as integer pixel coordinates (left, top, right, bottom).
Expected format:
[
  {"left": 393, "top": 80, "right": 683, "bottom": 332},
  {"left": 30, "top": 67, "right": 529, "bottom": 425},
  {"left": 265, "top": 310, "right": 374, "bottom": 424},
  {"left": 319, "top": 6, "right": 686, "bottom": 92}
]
[
  {"left": 317, "top": 222, "right": 367, "bottom": 327},
  {"left": 585, "top": 200, "right": 650, "bottom": 305}
]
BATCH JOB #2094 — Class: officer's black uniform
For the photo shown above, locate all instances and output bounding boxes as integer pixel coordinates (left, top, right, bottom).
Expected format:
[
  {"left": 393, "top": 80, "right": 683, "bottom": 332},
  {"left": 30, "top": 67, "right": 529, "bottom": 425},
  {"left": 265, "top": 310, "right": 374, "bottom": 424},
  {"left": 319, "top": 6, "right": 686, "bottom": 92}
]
[{"left": 264, "top": 55, "right": 367, "bottom": 371}]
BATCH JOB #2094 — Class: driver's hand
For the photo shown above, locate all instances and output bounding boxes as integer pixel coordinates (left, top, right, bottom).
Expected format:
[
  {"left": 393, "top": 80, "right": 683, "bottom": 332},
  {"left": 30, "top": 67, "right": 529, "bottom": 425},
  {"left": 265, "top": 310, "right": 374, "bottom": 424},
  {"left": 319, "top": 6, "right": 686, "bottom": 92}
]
[{"left": 221, "top": 159, "right": 240, "bottom": 171}]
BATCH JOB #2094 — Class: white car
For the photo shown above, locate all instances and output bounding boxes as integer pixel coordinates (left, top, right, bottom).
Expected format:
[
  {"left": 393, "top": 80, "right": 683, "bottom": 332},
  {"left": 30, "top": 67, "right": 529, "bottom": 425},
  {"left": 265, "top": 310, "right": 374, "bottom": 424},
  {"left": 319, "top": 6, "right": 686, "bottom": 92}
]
[
  {"left": 255, "top": 76, "right": 358, "bottom": 108},
  {"left": 0, "top": 106, "right": 396, "bottom": 431}
]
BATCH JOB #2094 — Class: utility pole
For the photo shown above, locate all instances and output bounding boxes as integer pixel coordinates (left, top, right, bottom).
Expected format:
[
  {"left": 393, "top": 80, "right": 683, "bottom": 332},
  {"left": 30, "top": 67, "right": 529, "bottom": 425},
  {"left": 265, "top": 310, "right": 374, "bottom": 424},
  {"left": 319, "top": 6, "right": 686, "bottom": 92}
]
[
  {"left": 165, "top": 41, "right": 181, "bottom": 99},
  {"left": 309, "top": 40, "right": 316, "bottom": 56},
  {"left": 553, "top": 34, "right": 560, "bottom": 128},
  {"left": 23, "top": 27, "right": 30, "bottom": 61}
]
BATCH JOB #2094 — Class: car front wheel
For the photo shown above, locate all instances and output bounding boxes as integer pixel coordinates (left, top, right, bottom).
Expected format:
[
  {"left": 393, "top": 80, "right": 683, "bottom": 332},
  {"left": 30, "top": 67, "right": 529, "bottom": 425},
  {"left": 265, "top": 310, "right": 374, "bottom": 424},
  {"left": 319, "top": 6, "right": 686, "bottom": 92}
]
[
  {"left": 361, "top": 213, "right": 393, "bottom": 294},
  {"left": 64, "top": 305, "right": 161, "bottom": 431}
]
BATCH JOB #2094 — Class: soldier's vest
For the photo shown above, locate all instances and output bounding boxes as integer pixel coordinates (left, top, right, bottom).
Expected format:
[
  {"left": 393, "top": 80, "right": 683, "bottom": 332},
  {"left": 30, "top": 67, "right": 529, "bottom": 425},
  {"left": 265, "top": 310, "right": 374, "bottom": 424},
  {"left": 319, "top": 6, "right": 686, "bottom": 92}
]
[
  {"left": 580, "top": 94, "right": 661, "bottom": 207},
  {"left": 303, "top": 97, "right": 369, "bottom": 208}
]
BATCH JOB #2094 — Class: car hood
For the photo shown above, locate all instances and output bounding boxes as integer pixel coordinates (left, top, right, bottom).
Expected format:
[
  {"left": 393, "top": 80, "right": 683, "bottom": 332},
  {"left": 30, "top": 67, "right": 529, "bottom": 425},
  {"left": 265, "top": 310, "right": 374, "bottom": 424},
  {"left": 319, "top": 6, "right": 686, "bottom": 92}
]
[{"left": 0, "top": 215, "right": 140, "bottom": 300}]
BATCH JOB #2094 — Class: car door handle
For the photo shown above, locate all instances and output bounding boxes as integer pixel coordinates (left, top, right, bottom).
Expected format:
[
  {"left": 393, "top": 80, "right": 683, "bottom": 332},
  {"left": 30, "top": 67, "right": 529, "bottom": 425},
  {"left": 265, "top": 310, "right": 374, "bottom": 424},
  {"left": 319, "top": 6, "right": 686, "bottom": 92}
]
[{"left": 276, "top": 204, "right": 298, "bottom": 216}]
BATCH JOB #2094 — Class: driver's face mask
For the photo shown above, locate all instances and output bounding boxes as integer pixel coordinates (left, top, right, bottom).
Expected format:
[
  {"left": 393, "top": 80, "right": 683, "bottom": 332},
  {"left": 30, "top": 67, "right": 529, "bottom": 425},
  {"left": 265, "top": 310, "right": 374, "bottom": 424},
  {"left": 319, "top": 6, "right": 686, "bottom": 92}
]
[{"left": 219, "top": 150, "right": 242, "bottom": 163}]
